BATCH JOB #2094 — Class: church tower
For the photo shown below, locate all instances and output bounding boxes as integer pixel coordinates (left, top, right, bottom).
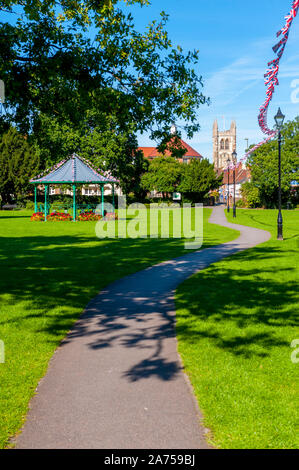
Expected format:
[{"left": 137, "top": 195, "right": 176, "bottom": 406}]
[{"left": 213, "top": 120, "right": 237, "bottom": 170}]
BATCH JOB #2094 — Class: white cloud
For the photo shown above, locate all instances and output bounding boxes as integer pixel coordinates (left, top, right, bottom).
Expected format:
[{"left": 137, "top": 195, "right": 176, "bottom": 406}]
[{"left": 205, "top": 32, "right": 299, "bottom": 107}]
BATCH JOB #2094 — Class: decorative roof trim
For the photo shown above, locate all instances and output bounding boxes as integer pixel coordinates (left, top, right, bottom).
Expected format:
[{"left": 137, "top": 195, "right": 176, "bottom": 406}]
[{"left": 30, "top": 153, "right": 119, "bottom": 184}]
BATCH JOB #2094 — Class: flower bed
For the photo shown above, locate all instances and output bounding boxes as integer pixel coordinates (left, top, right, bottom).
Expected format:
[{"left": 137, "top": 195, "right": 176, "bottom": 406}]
[
  {"left": 78, "top": 210, "right": 102, "bottom": 221},
  {"left": 31, "top": 210, "right": 118, "bottom": 222},
  {"left": 104, "top": 212, "right": 118, "bottom": 220},
  {"left": 31, "top": 211, "right": 72, "bottom": 221},
  {"left": 47, "top": 211, "right": 73, "bottom": 221},
  {"left": 31, "top": 212, "right": 45, "bottom": 221}
]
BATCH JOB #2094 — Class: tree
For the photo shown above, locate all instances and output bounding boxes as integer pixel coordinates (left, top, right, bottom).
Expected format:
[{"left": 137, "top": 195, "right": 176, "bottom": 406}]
[
  {"left": 246, "top": 117, "right": 299, "bottom": 207},
  {"left": 141, "top": 157, "right": 182, "bottom": 197},
  {"left": 79, "top": 120, "right": 149, "bottom": 196},
  {"left": 0, "top": 127, "right": 39, "bottom": 206},
  {"left": 1, "top": 1, "right": 148, "bottom": 23},
  {"left": 0, "top": 137, "right": 12, "bottom": 208},
  {"left": 178, "top": 158, "right": 222, "bottom": 203},
  {"left": 1, "top": 1, "right": 208, "bottom": 199},
  {"left": 30, "top": 114, "right": 148, "bottom": 197},
  {"left": 0, "top": 1, "right": 208, "bottom": 141},
  {"left": 30, "top": 114, "right": 81, "bottom": 169},
  {"left": 240, "top": 182, "right": 261, "bottom": 208}
]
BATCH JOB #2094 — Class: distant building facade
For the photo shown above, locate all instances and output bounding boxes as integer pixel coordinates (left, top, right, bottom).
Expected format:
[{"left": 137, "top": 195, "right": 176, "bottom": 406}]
[
  {"left": 218, "top": 163, "right": 251, "bottom": 203},
  {"left": 213, "top": 120, "right": 237, "bottom": 170}
]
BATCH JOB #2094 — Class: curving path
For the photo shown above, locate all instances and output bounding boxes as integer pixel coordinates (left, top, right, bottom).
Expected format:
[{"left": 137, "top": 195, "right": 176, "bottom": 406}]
[{"left": 15, "top": 206, "right": 270, "bottom": 449}]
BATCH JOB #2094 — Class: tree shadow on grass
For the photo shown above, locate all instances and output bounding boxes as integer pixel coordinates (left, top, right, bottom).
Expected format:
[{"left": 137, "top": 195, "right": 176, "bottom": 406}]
[
  {"left": 1, "top": 227, "right": 296, "bottom": 382},
  {"left": 0, "top": 230, "right": 224, "bottom": 382},
  {"left": 235, "top": 212, "right": 299, "bottom": 241},
  {"left": 175, "top": 243, "right": 298, "bottom": 360},
  {"left": 0, "top": 215, "right": 31, "bottom": 219}
]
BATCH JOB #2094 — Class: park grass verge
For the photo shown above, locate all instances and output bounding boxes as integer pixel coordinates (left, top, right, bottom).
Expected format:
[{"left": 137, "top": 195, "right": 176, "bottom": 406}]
[
  {"left": 0, "top": 208, "right": 238, "bottom": 448},
  {"left": 175, "top": 209, "right": 299, "bottom": 448}
]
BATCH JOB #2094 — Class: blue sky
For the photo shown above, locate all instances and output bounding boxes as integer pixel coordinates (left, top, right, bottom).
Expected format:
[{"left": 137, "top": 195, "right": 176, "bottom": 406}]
[{"left": 128, "top": 0, "right": 299, "bottom": 161}]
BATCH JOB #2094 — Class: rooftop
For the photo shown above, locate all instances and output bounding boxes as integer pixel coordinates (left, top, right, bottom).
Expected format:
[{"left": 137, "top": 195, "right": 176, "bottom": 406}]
[
  {"left": 139, "top": 138, "right": 202, "bottom": 159},
  {"left": 30, "top": 154, "right": 119, "bottom": 184},
  {"left": 218, "top": 163, "right": 251, "bottom": 185}
]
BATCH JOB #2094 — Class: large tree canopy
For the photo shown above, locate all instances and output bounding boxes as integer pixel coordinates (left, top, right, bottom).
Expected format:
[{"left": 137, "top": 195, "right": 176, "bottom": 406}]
[
  {"left": 30, "top": 113, "right": 148, "bottom": 196},
  {"left": 0, "top": 1, "right": 149, "bottom": 23},
  {"left": 246, "top": 116, "right": 299, "bottom": 207},
  {"left": 0, "top": 0, "right": 208, "bottom": 142}
]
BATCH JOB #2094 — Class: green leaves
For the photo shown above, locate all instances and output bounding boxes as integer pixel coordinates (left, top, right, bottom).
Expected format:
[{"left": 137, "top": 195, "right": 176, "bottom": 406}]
[
  {"left": 0, "top": 0, "right": 209, "bottom": 202},
  {"left": 0, "top": 127, "right": 39, "bottom": 206},
  {"left": 240, "top": 182, "right": 261, "bottom": 208},
  {"left": 141, "top": 156, "right": 222, "bottom": 203},
  {"left": 0, "top": 0, "right": 208, "bottom": 140},
  {"left": 31, "top": 113, "right": 147, "bottom": 197},
  {"left": 247, "top": 116, "right": 299, "bottom": 207},
  {"left": 141, "top": 157, "right": 182, "bottom": 194},
  {"left": 178, "top": 158, "right": 222, "bottom": 202}
]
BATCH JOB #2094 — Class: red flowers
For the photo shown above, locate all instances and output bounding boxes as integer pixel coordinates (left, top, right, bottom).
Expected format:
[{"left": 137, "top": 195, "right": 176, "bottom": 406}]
[
  {"left": 31, "top": 212, "right": 45, "bottom": 221},
  {"left": 77, "top": 211, "right": 118, "bottom": 221},
  {"left": 78, "top": 211, "right": 102, "bottom": 221},
  {"left": 30, "top": 211, "right": 72, "bottom": 221},
  {"left": 31, "top": 210, "right": 118, "bottom": 222},
  {"left": 48, "top": 212, "right": 72, "bottom": 221},
  {"left": 104, "top": 212, "right": 118, "bottom": 220}
]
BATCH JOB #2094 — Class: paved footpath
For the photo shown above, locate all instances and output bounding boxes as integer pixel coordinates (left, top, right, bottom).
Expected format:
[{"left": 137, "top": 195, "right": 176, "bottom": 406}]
[{"left": 15, "top": 206, "right": 270, "bottom": 449}]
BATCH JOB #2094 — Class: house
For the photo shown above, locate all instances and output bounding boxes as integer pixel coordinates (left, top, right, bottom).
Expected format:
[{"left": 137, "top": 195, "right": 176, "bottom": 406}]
[
  {"left": 218, "top": 163, "right": 251, "bottom": 202},
  {"left": 138, "top": 137, "right": 203, "bottom": 164}
]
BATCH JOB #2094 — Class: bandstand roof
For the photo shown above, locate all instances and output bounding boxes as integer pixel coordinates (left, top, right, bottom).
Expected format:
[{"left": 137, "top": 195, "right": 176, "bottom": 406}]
[{"left": 30, "top": 154, "right": 119, "bottom": 184}]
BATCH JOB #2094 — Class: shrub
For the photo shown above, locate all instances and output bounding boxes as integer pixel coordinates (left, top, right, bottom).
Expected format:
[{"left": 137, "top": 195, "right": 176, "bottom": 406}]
[
  {"left": 236, "top": 199, "right": 246, "bottom": 208},
  {"left": 15, "top": 197, "right": 34, "bottom": 209},
  {"left": 210, "top": 190, "right": 219, "bottom": 201},
  {"left": 25, "top": 201, "right": 35, "bottom": 211},
  {"left": 240, "top": 182, "right": 261, "bottom": 208}
]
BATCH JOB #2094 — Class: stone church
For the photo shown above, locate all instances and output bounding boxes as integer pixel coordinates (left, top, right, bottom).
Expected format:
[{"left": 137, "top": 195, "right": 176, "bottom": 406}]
[{"left": 213, "top": 120, "right": 237, "bottom": 170}]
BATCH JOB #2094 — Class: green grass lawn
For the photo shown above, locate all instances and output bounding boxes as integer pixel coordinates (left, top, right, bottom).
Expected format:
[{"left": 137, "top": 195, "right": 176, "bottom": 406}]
[
  {"left": 0, "top": 208, "right": 238, "bottom": 448},
  {"left": 175, "top": 209, "right": 299, "bottom": 449}
]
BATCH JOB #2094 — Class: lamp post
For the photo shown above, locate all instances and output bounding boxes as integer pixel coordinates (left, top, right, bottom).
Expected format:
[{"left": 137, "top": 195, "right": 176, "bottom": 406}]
[
  {"left": 226, "top": 157, "right": 231, "bottom": 213},
  {"left": 232, "top": 150, "right": 237, "bottom": 218},
  {"left": 274, "top": 107, "right": 285, "bottom": 240}
]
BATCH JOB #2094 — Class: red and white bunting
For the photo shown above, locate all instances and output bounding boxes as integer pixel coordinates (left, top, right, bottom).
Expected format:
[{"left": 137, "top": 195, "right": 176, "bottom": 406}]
[{"left": 239, "top": 0, "right": 299, "bottom": 168}]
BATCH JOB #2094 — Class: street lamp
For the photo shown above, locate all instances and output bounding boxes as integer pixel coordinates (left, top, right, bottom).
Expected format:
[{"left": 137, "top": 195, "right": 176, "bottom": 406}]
[
  {"left": 232, "top": 150, "right": 237, "bottom": 218},
  {"left": 274, "top": 107, "right": 285, "bottom": 240},
  {"left": 226, "top": 157, "right": 231, "bottom": 213}
]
